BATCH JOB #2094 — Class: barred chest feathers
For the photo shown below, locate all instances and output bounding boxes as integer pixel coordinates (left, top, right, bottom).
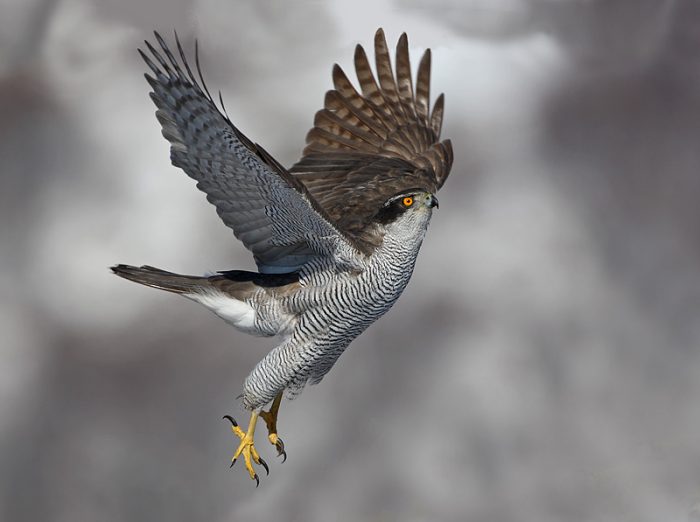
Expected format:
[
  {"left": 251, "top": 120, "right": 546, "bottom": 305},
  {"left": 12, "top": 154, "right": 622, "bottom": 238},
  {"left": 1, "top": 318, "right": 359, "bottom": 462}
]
[{"left": 240, "top": 193, "right": 437, "bottom": 408}]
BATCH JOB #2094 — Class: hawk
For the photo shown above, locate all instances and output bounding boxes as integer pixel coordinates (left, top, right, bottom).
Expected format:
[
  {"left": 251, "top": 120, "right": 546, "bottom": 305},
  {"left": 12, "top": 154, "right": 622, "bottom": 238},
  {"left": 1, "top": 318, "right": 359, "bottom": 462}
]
[{"left": 112, "top": 28, "right": 453, "bottom": 485}]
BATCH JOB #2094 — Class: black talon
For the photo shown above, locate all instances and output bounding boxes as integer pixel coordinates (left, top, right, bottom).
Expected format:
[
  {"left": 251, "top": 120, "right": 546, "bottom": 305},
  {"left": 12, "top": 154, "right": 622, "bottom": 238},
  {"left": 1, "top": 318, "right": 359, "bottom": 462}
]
[
  {"left": 254, "top": 473, "right": 259, "bottom": 487},
  {"left": 223, "top": 415, "right": 238, "bottom": 427},
  {"left": 275, "top": 439, "right": 287, "bottom": 462},
  {"left": 230, "top": 458, "right": 236, "bottom": 468},
  {"left": 258, "top": 457, "right": 269, "bottom": 476}
]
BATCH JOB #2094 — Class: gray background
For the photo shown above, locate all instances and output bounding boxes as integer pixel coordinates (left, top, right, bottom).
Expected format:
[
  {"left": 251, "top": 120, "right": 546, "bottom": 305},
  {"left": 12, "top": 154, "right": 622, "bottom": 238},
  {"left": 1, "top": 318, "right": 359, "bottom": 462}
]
[{"left": 2, "top": 0, "right": 700, "bottom": 521}]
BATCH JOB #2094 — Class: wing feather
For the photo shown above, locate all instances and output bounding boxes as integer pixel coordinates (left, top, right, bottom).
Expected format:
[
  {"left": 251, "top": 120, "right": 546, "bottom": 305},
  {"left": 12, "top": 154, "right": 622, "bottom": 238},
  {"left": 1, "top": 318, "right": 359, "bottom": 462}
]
[
  {"left": 395, "top": 33, "right": 417, "bottom": 121},
  {"left": 373, "top": 29, "right": 407, "bottom": 125},
  {"left": 430, "top": 93, "right": 445, "bottom": 138},
  {"left": 415, "top": 49, "right": 431, "bottom": 125}
]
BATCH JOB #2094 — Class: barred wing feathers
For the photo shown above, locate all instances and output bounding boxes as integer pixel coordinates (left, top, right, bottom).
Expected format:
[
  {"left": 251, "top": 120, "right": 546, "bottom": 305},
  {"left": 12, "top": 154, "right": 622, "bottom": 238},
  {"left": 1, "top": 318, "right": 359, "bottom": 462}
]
[{"left": 140, "top": 32, "right": 365, "bottom": 273}]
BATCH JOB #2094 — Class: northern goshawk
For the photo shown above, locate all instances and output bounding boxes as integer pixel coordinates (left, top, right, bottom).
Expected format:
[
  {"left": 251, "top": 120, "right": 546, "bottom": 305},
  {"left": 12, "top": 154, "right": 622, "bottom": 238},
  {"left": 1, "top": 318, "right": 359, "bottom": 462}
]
[{"left": 112, "top": 28, "right": 453, "bottom": 484}]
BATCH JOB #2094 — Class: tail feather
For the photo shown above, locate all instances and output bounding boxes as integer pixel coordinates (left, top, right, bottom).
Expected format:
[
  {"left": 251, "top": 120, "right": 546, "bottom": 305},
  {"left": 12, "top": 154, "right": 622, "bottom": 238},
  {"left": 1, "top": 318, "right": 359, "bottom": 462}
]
[
  {"left": 112, "top": 264, "right": 301, "bottom": 300},
  {"left": 111, "top": 264, "right": 203, "bottom": 294}
]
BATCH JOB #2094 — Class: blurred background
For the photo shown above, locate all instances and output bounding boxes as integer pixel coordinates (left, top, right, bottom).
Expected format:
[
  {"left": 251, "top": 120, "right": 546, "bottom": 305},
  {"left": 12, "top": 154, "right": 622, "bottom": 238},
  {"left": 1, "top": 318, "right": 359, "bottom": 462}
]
[{"left": 2, "top": 0, "right": 700, "bottom": 520}]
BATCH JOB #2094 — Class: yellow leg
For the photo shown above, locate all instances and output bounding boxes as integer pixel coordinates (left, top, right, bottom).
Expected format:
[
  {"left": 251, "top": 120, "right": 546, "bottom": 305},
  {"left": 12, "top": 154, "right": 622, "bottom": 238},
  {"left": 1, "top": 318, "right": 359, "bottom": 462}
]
[
  {"left": 259, "top": 392, "right": 287, "bottom": 462},
  {"left": 223, "top": 411, "right": 268, "bottom": 486}
]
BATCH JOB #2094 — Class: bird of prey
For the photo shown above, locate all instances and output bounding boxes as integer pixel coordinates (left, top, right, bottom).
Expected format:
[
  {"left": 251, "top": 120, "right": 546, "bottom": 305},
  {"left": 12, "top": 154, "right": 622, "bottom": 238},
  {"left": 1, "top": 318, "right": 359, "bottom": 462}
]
[{"left": 112, "top": 28, "right": 452, "bottom": 485}]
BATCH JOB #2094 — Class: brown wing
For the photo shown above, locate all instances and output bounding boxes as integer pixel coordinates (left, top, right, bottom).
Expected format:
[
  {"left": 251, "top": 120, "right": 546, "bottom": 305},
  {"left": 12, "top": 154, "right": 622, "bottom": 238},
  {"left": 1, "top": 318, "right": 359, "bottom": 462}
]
[{"left": 290, "top": 28, "right": 453, "bottom": 240}]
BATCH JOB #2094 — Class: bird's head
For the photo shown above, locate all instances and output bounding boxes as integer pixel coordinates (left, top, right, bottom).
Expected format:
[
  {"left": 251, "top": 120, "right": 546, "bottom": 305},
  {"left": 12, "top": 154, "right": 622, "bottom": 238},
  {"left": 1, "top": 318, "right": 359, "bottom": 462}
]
[{"left": 373, "top": 189, "right": 439, "bottom": 241}]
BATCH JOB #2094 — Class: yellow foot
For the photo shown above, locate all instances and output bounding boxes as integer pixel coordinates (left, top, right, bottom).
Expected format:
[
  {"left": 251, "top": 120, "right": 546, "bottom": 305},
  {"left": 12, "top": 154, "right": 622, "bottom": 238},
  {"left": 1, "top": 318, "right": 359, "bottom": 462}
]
[
  {"left": 223, "top": 412, "right": 268, "bottom": 486},
  {"left": 259, "top": 392, "right": 287, "bottom": 462}
]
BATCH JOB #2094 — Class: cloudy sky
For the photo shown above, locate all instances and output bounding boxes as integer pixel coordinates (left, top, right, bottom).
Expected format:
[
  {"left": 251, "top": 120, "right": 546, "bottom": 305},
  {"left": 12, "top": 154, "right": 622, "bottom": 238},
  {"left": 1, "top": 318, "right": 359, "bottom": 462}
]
[{"left": 2, "top": 1, "right": 699, "bottom": 521}]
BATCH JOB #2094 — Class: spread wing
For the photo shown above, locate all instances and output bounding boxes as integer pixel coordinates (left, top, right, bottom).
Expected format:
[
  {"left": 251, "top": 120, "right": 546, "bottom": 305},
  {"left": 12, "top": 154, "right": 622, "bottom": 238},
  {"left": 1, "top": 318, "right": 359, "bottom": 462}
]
[
  {"left": 140, "top": 33, "right": 365, "bottom": 273},
  {"left": 290, "top": 29, "right": 453, "bottom": 244}
]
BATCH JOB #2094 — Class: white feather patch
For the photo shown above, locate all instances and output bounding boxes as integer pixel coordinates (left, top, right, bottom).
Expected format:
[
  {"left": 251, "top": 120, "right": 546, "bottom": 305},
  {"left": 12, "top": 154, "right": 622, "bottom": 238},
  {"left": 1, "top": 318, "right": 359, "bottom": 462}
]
[{"left": 187, "top": 292, "right": 259, "bottom": 335}]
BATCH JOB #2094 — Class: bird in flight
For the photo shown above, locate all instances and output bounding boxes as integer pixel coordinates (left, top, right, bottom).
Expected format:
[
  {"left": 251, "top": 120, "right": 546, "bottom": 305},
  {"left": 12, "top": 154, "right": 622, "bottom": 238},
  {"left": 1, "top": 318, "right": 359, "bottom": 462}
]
[{"left": 113, "top": 28, "right": 452, "bottom": 485}]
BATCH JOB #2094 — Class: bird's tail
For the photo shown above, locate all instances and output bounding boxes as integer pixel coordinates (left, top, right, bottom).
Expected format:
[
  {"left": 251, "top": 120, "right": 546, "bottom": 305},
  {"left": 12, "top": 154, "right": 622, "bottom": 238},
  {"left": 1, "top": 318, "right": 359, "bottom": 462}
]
[{"left": 111, "top": 264, "right": 204, "bottom": 294}]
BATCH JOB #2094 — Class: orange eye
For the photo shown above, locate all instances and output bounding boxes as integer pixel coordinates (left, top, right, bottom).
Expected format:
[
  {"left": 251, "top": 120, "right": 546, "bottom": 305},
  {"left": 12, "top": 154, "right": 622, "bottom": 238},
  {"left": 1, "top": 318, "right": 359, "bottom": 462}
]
[{"left": 402, "top": 196, "right": 414, "bottom": 207}]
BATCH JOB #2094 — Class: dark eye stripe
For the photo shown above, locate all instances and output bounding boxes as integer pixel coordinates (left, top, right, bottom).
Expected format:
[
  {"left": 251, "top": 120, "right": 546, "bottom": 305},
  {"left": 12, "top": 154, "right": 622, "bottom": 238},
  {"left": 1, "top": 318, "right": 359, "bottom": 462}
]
[{"left": 374, "top": 199, "right": 408, "bottom": 224}]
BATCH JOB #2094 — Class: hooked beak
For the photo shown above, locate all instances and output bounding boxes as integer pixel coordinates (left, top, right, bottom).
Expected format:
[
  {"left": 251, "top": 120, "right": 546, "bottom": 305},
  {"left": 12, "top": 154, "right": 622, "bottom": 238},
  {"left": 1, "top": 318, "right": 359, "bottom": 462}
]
[{"left": 427, "top": 194, "right": 439, "bottom": 209}]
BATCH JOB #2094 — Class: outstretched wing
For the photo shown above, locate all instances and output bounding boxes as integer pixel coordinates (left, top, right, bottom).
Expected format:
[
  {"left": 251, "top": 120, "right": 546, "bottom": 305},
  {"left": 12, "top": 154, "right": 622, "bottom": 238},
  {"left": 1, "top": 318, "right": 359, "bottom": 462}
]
[
  {"left": 290, "top": 29, "right": 453, "bottom": 243},
  {"left": 140, "top": 32, "right": 365, "bottom": 273}
]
